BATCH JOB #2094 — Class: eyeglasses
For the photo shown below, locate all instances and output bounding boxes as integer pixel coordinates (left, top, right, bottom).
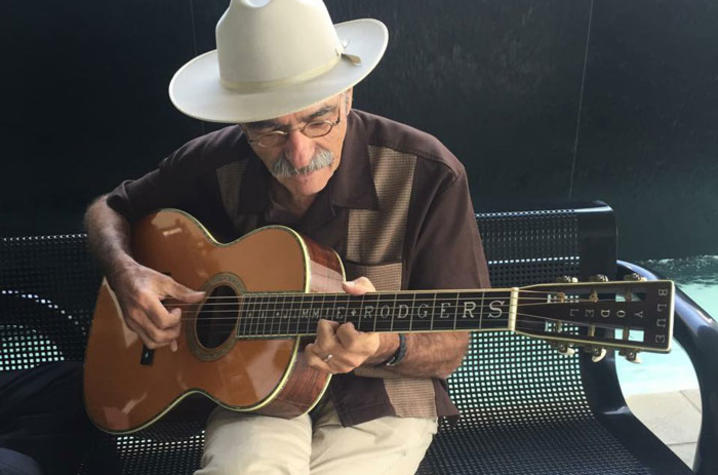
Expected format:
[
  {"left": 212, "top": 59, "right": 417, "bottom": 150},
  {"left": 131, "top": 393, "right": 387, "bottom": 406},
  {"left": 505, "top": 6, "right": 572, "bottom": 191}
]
[{"left": 245, "top": 101, "right": 343, "bottom": 148}]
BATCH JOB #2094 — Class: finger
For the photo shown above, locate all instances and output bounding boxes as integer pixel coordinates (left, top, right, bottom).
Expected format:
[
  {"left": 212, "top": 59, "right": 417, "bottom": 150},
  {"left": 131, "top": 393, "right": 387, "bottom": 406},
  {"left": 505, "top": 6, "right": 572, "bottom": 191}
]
[
  {"left": 315, "top": 319, "right": 340, "bottom": 352},
  {"left": 166, "top": 308, "right": 183, "bottom": 342},
  {"left": 134, "top": 301, "right": 181, "bottom": 349},
  {"left": 124, "top": 312, "right": 162, "bottom": 349},
  {"left": 342, "top": 276, "right": 376, "bottom": 295},
  {"left": 335, "top": 322, "right": 361, "bottom": 348},
  {"left": 304, "top": 343, "right": 334, "bottom": 373},
  {"left": 145, "top": 297, "right": 180, "bottom": 331},
  {"left": 164, "top": 279, "right": 206, "bottom": 304}
]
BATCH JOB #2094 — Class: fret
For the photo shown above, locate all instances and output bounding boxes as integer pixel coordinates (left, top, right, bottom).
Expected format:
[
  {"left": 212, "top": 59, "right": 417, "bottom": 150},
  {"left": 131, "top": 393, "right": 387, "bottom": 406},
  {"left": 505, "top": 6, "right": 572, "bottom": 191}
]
[
  {"left": 326, "top": 293, "right": 338, "bottom": 321},
  {"left": 260, "top": 297, "right": 272, "bottom": 336},
  {"left": 252, "top": 295, "right": 264, "bottom": 337},
  {"left": 409, "top": 293, "right": 417, "bottom": 331},
  {"left": 457, "top": 292, "right": 483, "bottom": 330},
  {"left": 372, "top": 293, "right": 392, "bottom": 333},
  {"left": 304, "top": 293, "right": 316, "bottom": 335},
  {"left": 334, "top": 294, "right": 349, "bottom": 324},
  {"left": 453, "top": 293, "right": 459, "bottom": 330},
  {"left": 478, "top": 291, "right": 485, "bottom": 329},
  {"left": 392, "top": 292, "right": 399, "bottom": 331},
  {"left": 238, "top": 294, "right": 250, "bottom": 337},
  {"left": 319, "top": 293, "right": 337, "bottom": 333},
  {"left": 285, "top": 293, "right": 299, "bottom": 336},
  {"left": 314, "top": 293, "right": 333, "bottom": 334},
  {"left": 291, "top": 293, "right": 303, "bottom": 335},
  {"left": 430, "top": 293, "right": 437, "bottom": 331},
  {"left": 345, "top": 295, "right": 363, "bottom": 329},
  {"left": 245, "top": 295, "right": 256, "bottom": 337},
  {"left": 410, "top": 293, "right": 431, "bottom": 332},
  {"left": 375, "top": 293, "right": 396, "bottom": 333},
  {"left": 297, "top": 293, "right": 310, "bottom": 335},
  {"left": 268, "top": 294, "right": 280, "bottom": 336},
  {"left": 432, "top": 293, "right": 458, "bottom": 331},
  {"left": 277, "top": 293, "right": 289, "bottom": 336},
  {"left": 253, "top": 295, "right": 263, "bottom": 337},
  {"left": 393, "top": 294, "right": 412, "bottom": 332}
]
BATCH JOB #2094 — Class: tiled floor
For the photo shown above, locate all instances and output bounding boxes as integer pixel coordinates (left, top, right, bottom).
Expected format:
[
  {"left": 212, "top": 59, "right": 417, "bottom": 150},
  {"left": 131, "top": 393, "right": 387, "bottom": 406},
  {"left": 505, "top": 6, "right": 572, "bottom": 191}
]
[{"left": 625, "top": 389, "right": 702, "bottom": 469}]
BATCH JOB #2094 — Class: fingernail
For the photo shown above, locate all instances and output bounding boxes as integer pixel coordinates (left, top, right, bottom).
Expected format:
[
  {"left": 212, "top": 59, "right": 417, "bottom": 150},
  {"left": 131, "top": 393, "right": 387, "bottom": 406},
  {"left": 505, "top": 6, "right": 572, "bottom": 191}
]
[
  {"left": 170, "top": 340, "right": 178, "bottom": 352},
  {"left": 343, "top": 280, "right": 355, "bottom": 287}
]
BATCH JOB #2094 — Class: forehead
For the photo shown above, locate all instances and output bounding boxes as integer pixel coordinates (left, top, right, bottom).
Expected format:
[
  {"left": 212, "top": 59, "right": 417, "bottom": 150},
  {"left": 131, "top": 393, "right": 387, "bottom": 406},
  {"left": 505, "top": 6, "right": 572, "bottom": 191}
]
[{"left": 245, "top": 95, "right": 339, "bottom": 130}]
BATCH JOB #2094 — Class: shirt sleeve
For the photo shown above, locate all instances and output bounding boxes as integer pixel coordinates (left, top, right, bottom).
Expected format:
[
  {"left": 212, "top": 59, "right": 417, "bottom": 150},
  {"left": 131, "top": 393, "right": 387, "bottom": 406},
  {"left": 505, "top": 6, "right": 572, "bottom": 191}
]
[
  {"left": 406, "top": 162, "right": 491, "bottom": 291},
  {"left": 105, "top": 135, "right": 213, "bottom": 223}
]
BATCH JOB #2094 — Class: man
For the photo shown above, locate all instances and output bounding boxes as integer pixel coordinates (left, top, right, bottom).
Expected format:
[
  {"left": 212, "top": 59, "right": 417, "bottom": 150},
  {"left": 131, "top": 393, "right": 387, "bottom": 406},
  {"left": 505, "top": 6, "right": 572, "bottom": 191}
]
[{"left": 84, "top": 1, "right": 490, "bottom": 473}]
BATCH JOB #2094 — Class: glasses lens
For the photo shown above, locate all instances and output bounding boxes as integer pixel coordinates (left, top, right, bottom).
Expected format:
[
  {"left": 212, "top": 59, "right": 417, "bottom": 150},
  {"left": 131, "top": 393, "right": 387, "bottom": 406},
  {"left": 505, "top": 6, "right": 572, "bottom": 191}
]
[
  {"left": 303, "top": 121, "right": 333, "bottom": 138},
  {"left": 257, "top": 133, "right": 286, "bottom": 148}
]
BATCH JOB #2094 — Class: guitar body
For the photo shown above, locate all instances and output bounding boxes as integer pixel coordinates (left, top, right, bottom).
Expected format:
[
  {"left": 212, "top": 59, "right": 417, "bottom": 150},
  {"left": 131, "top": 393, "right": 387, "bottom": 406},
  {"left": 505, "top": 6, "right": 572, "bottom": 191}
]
[{"left": 84, "top": 209, "right": 344, "bottom": 434}]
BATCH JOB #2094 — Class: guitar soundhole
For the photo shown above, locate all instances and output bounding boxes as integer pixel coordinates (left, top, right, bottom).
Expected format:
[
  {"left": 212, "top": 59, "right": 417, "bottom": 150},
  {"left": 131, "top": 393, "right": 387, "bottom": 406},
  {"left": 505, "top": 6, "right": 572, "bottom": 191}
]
[{"left": 196, "top": 285, "right": 237, "bottom": 349}]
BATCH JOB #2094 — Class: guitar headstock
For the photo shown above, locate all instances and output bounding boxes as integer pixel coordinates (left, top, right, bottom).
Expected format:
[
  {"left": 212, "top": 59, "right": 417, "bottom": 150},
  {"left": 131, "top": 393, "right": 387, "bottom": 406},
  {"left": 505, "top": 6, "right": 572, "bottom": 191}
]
[{"left": 515, "top": 278, "right": 674, "bottom": 362}]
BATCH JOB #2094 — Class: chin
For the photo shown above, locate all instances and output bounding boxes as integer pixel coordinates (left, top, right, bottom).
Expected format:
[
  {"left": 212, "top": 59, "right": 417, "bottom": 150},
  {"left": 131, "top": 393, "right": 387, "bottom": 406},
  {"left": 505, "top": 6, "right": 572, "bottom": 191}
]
[{"left": 286, "top": 170, "right": 332, "bottom": 197}]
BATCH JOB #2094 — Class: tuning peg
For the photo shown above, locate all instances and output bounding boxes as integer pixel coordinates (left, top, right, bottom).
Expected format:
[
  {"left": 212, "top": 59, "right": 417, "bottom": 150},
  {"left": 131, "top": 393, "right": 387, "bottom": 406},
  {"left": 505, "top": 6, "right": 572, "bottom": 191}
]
[
  {"left": 623, "top": 273, "right": 647, "bottom": 282},
  {"left": 556, "top": 343, "right": 576, "bottom": 357},
  {"left": 588, "top": 274, "right": 610, "bottom": 282},
  {"left": 590, "top": 347, "right": 607, "bottom": 362},
  {"left": 619, "top": 349, "right": 641, "bottom": 364},
  {"left": 582, "top": 344, "right": 607, "bottom": 362},
  {"left": 556, "top": 275, "right": 579, "bottom": 283}
]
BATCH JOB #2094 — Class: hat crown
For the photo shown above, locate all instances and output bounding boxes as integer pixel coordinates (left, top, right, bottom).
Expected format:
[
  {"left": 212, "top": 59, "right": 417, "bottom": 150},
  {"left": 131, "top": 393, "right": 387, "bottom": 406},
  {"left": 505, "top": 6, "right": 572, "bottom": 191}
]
[{"left": 216, "top": 0, "right": 342, "bottom": 88}]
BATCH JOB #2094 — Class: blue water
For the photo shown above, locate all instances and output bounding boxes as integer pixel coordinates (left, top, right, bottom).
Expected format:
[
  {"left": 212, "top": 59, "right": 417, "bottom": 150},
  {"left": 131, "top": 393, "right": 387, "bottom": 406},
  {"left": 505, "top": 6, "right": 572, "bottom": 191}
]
[{"left": 616, "top": 256, "right": 718, "bottom": 395}]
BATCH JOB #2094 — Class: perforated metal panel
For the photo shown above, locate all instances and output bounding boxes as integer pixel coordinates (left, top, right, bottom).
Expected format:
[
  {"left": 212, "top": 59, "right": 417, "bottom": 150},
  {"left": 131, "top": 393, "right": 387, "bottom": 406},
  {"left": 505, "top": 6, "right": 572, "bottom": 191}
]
[
  {"left": 418, "top": 333, "right": 649, "bottom": 474},
  {"left": 477, "top": 208, "right": 581, "bottom": 287},
  {"left": 1, "top": 235, "right": 100, "bottom": 370}
]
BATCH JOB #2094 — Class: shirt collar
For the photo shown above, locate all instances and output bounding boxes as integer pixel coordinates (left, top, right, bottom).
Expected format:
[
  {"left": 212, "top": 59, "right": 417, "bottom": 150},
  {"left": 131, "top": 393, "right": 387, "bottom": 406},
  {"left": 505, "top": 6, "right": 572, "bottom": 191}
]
[{"left": 324, "top": 110, "right": 379, "bottom": 211}]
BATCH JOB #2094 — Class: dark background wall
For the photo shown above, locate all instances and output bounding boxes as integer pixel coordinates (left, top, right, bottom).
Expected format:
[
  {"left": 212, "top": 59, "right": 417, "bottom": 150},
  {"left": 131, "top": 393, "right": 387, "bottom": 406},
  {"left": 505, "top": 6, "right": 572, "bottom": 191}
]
[{"left": 2, "top": 0, "right": 716, "bottom": 260}]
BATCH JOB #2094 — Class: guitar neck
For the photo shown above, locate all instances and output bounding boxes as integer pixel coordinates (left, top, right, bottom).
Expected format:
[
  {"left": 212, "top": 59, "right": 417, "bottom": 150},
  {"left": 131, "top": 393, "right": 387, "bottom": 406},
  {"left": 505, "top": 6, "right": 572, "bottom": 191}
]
[{"left": 235, "top": 289, "right": 518, "bottom": 338}]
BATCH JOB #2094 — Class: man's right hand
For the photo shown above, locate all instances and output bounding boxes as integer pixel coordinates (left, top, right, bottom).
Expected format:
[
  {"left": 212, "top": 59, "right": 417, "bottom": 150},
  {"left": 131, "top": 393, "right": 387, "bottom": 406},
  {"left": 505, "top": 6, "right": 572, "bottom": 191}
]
[{"left": 107, "top": 263, "right": 206, "bottom": 351}]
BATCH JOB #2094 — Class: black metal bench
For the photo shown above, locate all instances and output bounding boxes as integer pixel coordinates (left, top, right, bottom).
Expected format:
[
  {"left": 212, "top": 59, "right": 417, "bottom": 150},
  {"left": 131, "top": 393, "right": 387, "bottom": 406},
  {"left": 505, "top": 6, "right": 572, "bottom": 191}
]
[{"left": 2, "top": 202, "right": 715, "bottom": 474}]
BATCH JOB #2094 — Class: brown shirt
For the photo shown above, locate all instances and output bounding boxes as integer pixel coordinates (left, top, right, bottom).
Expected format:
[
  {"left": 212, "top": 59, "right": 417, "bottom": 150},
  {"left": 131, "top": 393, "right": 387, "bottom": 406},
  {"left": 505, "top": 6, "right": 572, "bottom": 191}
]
[{"left": 107, "top": 109, "right": 490, "bottom": 425}]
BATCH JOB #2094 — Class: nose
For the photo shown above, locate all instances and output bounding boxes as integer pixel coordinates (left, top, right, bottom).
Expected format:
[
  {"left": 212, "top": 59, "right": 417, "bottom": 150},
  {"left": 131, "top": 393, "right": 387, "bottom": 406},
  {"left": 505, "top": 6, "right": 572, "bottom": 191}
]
[{"left": 282, "top": 130, "right": 315, "bottom": 170}]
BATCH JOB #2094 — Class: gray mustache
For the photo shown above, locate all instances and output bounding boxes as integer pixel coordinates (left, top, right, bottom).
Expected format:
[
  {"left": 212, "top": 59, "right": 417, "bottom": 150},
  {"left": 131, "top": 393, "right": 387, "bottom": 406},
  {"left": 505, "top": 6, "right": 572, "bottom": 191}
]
[{"left": 271, "top": 149, "right": 334, "bottom": 178}]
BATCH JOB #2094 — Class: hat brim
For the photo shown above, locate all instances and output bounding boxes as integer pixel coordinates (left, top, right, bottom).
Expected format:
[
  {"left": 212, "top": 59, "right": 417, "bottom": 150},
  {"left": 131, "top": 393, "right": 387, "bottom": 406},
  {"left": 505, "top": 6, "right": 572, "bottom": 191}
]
[{"left": 168, "top": 19, "right": 388, "bottom": 123}]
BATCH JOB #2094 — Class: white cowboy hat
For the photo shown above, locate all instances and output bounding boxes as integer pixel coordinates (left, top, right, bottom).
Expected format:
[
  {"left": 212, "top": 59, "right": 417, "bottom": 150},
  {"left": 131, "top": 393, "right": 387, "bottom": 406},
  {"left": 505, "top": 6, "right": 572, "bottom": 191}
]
[{"left": 169, "top": 0, "right": 388, "bottom": 123}]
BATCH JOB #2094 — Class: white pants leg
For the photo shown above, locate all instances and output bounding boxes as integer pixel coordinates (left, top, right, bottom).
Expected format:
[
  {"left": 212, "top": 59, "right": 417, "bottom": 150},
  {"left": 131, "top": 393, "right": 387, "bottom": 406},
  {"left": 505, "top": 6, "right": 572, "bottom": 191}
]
[
  {"left": 310, "top": 401, "right": 437, "bottom": 475},
  {"left": 196, "top": 401, "right": 437, "bottom": 475}
]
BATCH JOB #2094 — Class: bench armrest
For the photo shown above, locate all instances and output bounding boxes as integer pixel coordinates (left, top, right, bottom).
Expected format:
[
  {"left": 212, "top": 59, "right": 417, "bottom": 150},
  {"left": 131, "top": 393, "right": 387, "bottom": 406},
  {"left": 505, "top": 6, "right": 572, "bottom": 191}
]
[{"left": 618, "top": 260, "right": 718, "bottom": 475}]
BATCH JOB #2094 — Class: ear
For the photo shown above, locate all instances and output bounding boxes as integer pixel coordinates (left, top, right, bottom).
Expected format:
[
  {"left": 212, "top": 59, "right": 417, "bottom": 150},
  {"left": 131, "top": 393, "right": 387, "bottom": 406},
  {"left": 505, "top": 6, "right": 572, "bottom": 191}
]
[{"left": 343, "top": 88, "right": 353, "bottom": 114}]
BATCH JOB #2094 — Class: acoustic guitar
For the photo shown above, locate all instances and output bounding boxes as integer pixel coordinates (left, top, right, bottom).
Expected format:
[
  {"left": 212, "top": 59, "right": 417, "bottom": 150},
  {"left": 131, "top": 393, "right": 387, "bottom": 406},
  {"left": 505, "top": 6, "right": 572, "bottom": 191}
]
[{"left": 83, "top": 209, "right": 674, "bottom": 434}]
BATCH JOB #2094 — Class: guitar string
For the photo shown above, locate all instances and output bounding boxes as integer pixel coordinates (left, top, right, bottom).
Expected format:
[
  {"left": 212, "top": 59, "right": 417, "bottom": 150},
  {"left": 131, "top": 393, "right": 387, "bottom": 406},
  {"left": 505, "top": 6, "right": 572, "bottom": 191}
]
[
  {"left": 164, "top": 296, "right": 568, "bottom": 309},
  {"left": 163, "top": 289, "right": 622, "bottom": 304},
  {"left": 168, "top": 298, "right": 632, "bottom": 321},
  {"left": 172, "top": 308, "right": 643, "bottom": 330},
  {"left": 186, "top": 311, "right": 642, "bottom": 341},
  {"left": 167, "top": 296, "right": 632, "bottom": 316},
  {"left": 164, "top": 292, "right": 627, "bottom": 309},
  {"left": 159, "top": 288, "right": 644, "bottom": 300},
  {"left": 182, "top": 311, "right": 593, "bottom": 327}
]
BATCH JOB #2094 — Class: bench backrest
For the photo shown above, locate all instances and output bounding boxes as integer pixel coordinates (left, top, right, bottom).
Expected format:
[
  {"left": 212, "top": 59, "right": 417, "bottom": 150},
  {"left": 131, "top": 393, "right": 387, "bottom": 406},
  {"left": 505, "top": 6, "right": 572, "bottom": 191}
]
[{"left": 0, "top": 203, "right": 617, "bottom": 473}]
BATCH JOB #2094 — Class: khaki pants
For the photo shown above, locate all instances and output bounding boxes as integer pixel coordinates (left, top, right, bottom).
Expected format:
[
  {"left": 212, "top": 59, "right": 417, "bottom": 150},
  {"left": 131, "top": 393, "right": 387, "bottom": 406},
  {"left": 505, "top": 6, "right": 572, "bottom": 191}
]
[{"left": 195, "top": 400, "right": 437, "bottom": 475}]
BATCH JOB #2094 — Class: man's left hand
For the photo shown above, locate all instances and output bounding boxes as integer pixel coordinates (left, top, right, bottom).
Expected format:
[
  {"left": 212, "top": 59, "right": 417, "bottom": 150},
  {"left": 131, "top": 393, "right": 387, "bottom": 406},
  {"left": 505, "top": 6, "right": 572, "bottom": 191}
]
[{"left": 305, "top": 276, "right": 398, "bottom": 373}]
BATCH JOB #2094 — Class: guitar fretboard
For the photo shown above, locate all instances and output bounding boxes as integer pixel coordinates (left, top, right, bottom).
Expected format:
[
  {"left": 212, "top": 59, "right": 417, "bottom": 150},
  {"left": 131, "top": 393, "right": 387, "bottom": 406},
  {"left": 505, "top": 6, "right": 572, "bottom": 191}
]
[{"left": 234, "top": 290, "right": 515, "bottom": 338}]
